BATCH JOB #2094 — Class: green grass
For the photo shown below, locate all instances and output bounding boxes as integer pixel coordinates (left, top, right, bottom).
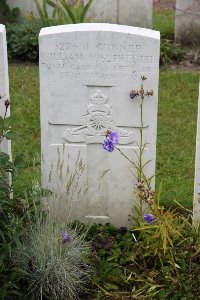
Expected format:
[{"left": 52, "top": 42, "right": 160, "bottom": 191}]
[
  {"left": 156, "top": 71, "right": 199, "bottom": 208},
  {"left": 153, "top": 9, "right": 175, "bottom": 39},
  {"left": 9, "top": 64, "right": 199, "bottom": 208},
  {"left": 9, "top": 64, "right": 40, "bottom": 191}
]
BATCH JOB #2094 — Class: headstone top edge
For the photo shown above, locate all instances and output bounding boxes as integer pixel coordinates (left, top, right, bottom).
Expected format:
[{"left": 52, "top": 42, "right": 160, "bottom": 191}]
[
  {"left": 0, "top": 24, "right": 5, "bottom": 33},
  {"left": 39, "top": 23, "right": 160, "bottom": 40}
]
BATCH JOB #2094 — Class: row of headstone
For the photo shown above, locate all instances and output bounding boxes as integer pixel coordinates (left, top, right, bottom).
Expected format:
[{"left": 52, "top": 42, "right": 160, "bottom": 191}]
[
  {"left": 175, "top": 0, "right": 200, "bottom": 44},
  {"left": 7, "top": 0, "right": 153, "bottom": 29},
  {"left": 1, "top": 20, "right": 200, "bottom": 227},
  {"left": 6, "top": 0, "right": 200, "bottom": 45},
  {"left": 0, "top": 24, "right": 11, "bottom": 156}
]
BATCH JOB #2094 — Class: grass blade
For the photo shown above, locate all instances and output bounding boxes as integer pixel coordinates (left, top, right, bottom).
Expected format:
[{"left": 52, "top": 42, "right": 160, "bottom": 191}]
[
  {"left": 60, "top": 0, "right": 76, "bottom": 23},
  {"left": 80, "top": 0, "right": 93, "bottom": 22}
]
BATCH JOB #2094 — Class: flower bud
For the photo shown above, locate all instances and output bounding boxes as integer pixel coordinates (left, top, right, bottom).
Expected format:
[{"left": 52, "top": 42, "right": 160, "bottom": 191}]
[
  {"left": 130, "top": 90, "right": 138, "bottom": 99},
  {"left": 147, "top": 198, "right": 154, "bottom": 206},
  {"left": 146, "top": 90, "right": 154, "bottom": 97},
  {"left": 105, "top": 129, "right": 112, "bottom": 137},
  {"left": 4, "top": 99, "right": 10, "bottom": 109},
  {"left": 137, "top": 181, "right": 144, "bottom": 189},
  {"left": 148, "top": 189, "right": 155, "bottom": 196},
  {"left": 138, "top": 191, "right": 145, "bottom": 199},
  {"left": 141, "top": 76, "right": 147, "bottom": 81}
]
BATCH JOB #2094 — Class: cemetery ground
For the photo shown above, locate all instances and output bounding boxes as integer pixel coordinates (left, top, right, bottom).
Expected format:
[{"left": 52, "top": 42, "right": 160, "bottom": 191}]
[
  {"left": 10, "top": 65, "right": 199, "bottom": 209},
  {"left": 7, "top": 64, "right": 199, "bottom": 299},
  {"left": 153, "top": 7, "right": 175, "bottom": 39},
  {"left": 2, "top": 1, "right": 200, "bottom": 299}
]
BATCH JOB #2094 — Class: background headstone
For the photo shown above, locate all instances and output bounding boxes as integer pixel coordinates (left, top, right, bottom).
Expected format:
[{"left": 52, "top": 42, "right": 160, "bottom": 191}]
[
  {"left": 118, "top": 0, "right": 153, "bottom": 28},
  {"left": 7, "top": 0, "right": 37, "bottom": 16},
  {"left": 0, "top": 24, "right": 11, "bottom": 156},
  {"left": 86, "top": 0, "right": 153, "bottom": 28},
  {"left": 39, "top": 23, "right": 160, "bottom": 227},
  {"left": 7, "top": 0, "right": 153, "bottom": 28},
  {"left": 7, "top": 0, "right": 53, "bottom": 18},
  {"left": 194, "top": 83, "right": 200, "bottom": 222},
  {"left": 86, "top": 0, "right": 118, "bottom": 24},
  {"left": 175, "top": 0, "right": 200, "bottom": 44}
]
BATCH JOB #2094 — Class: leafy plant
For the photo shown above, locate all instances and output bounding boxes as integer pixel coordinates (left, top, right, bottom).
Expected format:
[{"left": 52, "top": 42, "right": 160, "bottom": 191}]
[
  {"left": 0, "top": 95, "right": 25, "bottom": 298},
  {"left": 6, "top": 21, "right": 41, "bottom": 62},
  {"left": 0, "top": 0, "right": 20, "bottom": 24},
  {"left": 84, "top": 214, "right": 200, "bottom": 299},
  {"left": 160, "top": 37, "right": 185, "bottom": 66},
  {"left": 33, "top": 0, "right": 93, "bottom": 26},
  {"left": 14, "top": 188, "right": 92, "bottom": 299},
  {"left": 0, "top": 94, "right": 42, "bottom": 299},
  {"left": 95, "top": 77, "right": 200, "bottom": 299}
]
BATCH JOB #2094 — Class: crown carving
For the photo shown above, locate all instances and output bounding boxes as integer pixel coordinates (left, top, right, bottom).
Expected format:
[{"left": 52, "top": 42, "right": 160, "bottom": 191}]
[{"left": 91, "top": 90, "right": 108, "bottom": 105}]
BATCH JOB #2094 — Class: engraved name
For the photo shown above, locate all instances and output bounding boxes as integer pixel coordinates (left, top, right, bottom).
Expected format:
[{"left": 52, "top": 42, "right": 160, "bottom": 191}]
[
  {"left": 40, "top": 41, "right": 158, "bottom": 79},
  {"left": 55, "top": 42, "right": 142, "bottom": 52}
]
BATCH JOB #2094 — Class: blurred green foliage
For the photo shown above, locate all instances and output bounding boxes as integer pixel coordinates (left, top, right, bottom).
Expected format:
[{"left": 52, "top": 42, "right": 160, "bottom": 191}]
[{"left": 0, "top": 0, "right": 20, "bottom": 24}]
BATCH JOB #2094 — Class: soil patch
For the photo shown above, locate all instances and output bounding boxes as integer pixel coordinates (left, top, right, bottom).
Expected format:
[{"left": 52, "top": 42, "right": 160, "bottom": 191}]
[
  {"left": 166, "top": 47, "right": 200, "bottom": 72},
  {"left": 153, "top": 0, "right": 175, "bottom": 11}
]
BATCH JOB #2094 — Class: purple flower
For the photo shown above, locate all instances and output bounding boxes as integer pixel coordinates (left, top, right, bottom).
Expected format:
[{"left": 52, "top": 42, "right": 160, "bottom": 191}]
[
  {"left": 103, "top": 139, "right": 115, "bottom": 152},
  {"left": 107, "top": 131, "right": 119, "bottom": 145},
  {"left": 62, "top": 229, "right": 71, "bottom": 244},
  {"left": 144, "top": 214, "right": 157, "bottom": 223},
  {"left": 130, "top": 90, "right": 138, "bottom": 99},
  {"left": 103, "top": 131, "right": 119, "bottom": 152}
]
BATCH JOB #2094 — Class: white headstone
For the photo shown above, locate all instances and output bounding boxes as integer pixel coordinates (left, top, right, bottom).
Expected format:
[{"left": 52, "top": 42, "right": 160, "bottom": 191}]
[
  {"left": 86, "top": 0, "right": 153, "bottom": 28},
  {"left": 39, "top": 23, "right": 160, "bottom": 227},
  {"left": 0, "top": 24, "right": 11, "bottom": 156},
  {"left": 175, "top": 0, "right": 200, "bottom": 44},
  {"left": 194, "top": 83, "right": 200, "bottom": 222}
]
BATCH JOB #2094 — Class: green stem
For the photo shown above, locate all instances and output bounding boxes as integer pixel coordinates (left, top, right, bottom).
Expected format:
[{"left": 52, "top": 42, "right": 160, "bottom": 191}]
[
  {"left": 0, "top": 107, "right": 8, "bottom": 144},
  {"left": 139, "top": 100, "right": 143, "bottom": 181},
  {"left": 116, "top": 147, "right": 139, "bottom": 176}
]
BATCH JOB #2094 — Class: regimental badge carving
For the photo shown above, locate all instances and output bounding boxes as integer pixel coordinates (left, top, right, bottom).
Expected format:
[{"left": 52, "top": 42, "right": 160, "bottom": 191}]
[
  {"left": 87, "top": 111, "right": 110, "bottom": 134},
  {"left": 91, "top": 90, "right": 108, "bottom": 105},
  {"left": 63, "top": 88, "right": 135, "bottom": 144}
]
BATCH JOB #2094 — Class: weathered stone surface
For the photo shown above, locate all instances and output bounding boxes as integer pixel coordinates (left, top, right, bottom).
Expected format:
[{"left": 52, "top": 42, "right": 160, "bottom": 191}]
[
  {"left": 175, "top": 0, "right": 200, "bottom": 44},
  {"left": 86, "top": 0, "right": 118, "bottom": 24},
  {"left": 86, "top": 0, "right": 153, "bottom": 28},
  {"left": 39, "top": 23, "right": 160, "bottom": 227},
  {"left": 194, "top": 83, "right": 200, "bottom": 222},
  {"left": 0, "top": 24, "right": 11, "bottom": 156},
  {"left": 118, "top": 0, "right": 153, "bottom": 28}
]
